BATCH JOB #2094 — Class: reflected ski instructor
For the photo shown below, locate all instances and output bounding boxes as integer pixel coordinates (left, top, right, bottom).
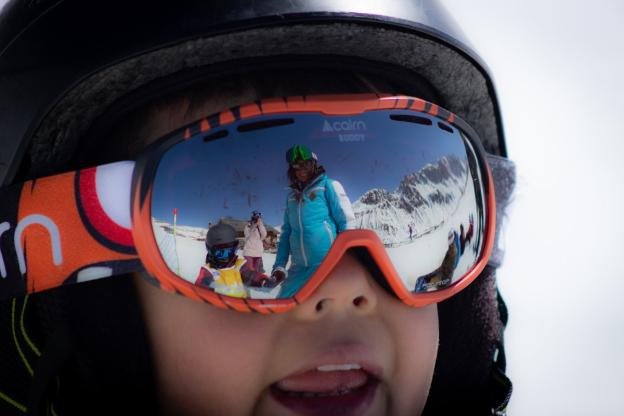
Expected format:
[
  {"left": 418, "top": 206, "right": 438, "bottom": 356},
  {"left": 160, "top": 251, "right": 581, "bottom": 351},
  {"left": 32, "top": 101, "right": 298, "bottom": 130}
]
[{"left": 271, "top": 145, "right": 356, "bottom": 297}]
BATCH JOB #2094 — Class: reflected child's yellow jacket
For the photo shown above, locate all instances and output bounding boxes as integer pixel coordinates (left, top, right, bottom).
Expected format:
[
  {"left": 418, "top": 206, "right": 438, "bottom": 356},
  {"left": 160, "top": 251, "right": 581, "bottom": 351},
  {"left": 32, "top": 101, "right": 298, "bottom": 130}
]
[{"left": 197, "top": 257, "right": 248, "bottom": 298}]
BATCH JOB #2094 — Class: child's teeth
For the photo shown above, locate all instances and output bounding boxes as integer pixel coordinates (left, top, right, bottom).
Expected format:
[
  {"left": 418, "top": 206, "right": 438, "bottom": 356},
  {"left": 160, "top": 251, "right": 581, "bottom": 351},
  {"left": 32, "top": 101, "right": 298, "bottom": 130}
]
[{"left": 316, "top": 364, "right": 362, "bottom": 372}]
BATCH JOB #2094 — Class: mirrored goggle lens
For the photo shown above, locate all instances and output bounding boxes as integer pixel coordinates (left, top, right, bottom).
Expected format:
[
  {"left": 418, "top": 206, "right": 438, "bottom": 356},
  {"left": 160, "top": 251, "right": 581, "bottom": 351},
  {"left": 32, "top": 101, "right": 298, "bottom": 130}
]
[
  {"left": 150, "top": 110, "right": 488, "bottom": 300},
  {"left": 212, "top": 247, "right": 236, "bottom": 260},
  {"left": 290, "top": 160, "right": 314, "bottom": 170}
]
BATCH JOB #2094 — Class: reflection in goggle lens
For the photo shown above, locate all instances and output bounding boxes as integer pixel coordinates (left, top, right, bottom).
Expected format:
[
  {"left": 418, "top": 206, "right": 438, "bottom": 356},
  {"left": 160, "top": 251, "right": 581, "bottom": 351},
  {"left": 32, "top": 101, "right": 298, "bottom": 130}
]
[{"left": 151, "top": 110, "right": 487, "bottom": 300}]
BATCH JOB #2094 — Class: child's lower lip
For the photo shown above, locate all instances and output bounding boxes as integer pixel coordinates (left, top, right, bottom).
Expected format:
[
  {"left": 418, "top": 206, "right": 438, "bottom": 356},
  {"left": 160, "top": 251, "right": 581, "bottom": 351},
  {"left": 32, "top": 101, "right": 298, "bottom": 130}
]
[{"left": 269, "top": 376, "right": 379, "bottom": 416}]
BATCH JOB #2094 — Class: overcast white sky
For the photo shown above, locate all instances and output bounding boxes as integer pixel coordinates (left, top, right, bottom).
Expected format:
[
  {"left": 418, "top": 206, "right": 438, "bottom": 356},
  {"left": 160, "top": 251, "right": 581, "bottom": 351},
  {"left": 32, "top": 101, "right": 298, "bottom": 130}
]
[{"left": 442, "top": 1, "right": 624, "bottom": 414}]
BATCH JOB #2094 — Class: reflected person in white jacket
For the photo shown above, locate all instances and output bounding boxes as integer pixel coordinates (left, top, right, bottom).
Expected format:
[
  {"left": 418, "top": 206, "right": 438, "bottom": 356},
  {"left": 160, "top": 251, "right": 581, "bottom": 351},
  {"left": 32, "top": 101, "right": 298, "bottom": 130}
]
[{"left": 243, "top": 210, "right": 267, "bottom": 273}]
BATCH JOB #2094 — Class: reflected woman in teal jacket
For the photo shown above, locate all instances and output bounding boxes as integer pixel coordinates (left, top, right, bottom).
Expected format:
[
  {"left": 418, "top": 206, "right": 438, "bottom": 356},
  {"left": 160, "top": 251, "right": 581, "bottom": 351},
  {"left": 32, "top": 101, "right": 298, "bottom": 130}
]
[{"left": 271, "top": 145, "right": 355, "bottom": 298}]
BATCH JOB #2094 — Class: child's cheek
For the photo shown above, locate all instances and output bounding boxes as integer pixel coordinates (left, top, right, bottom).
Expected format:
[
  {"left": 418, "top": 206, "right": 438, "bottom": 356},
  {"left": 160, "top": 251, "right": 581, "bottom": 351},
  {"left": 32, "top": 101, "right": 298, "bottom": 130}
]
[
  {"left": 386, "top": 303, "right": 439, "bottom": 415},
  {"left": 134, "top": 274, "right": 284, "bottom": 415}
]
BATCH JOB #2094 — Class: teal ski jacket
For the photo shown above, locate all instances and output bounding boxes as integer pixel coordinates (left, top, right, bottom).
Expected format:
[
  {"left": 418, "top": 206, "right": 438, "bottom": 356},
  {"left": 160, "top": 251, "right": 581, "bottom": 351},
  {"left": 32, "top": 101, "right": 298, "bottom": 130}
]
[{"left": 274, "top": 173, "right": 355, "bottom": 273}]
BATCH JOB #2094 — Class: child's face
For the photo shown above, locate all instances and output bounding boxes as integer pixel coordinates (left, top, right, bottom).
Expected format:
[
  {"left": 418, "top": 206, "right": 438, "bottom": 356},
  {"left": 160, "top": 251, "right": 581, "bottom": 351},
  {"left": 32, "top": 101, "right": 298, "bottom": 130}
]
[
  {"left": 115, "top": 90, "right": 439, "bottom": 415},
  {"left": 135, "top": 252, "right": 438, "bottom": 416}
]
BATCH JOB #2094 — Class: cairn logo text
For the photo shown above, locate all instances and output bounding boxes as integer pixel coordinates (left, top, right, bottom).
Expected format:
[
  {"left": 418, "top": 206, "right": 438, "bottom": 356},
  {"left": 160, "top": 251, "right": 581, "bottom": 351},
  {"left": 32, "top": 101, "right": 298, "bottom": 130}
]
[
  {"left": 322, "top": 119, "right": 367, "bottom": 142},
  {"left": 322, "top": 119, "right": 367, "bottom": 132}
]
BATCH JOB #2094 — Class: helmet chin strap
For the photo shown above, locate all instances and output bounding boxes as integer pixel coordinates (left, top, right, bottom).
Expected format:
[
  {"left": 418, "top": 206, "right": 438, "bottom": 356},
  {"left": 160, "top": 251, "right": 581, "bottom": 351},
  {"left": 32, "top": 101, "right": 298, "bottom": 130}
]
[{"left": 221, "top": 256, "right": 239, "bottom": 269}]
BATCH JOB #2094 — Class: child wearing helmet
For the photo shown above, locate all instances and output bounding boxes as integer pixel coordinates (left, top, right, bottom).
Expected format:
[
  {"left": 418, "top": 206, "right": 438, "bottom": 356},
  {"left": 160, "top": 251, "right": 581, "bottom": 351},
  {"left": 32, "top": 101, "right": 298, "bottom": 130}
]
[
  {"left": 271, "top": 145, "right": 356, "bottom": 298},
  {"left": 198, "top": 223, "right": 243, "bottom": 298},
  {"left": 197, "top": 223, "right": 275, "bottom": 298},
  {"left": 0, "top": 1, "right": 516, "bottom": 415}
]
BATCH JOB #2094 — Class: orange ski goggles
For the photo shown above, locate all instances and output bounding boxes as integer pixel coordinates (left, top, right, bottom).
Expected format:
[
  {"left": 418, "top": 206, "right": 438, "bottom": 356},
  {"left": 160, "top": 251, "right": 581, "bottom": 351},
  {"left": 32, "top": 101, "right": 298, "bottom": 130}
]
[{"left": 0, "top": 94, "right": 498, "bottom": 313}]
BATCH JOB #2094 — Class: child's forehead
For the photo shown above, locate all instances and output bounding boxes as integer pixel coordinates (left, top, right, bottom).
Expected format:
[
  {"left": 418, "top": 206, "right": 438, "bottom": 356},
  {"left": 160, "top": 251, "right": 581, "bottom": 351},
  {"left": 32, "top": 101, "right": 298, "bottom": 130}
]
[
  {"left": 113, "top": 85, "right": 261, "bottom": 157},
  {"left": 94, "top": 70, "right": 401, "bottom": 163}
]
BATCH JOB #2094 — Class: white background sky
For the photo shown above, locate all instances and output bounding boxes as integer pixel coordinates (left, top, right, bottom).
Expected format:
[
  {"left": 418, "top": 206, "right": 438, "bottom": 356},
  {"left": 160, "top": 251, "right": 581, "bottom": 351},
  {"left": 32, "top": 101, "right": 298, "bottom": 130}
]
[{"left": 442, "top": 1, "right": 624, "bottom": 414}]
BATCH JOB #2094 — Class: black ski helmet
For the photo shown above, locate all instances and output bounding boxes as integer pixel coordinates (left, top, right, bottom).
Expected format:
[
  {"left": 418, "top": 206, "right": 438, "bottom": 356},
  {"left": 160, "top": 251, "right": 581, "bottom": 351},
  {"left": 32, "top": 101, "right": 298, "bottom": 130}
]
[
  {"left": 205, "top": 223, "right": 239, "bottom": 268},
  {"left": 205, "top": 223, "right": 238, "bottom": 249},
  {"left": 0, "top": 0, "right": 513, "bottom": 413},
  {"left": 0, "top": 0, "right": 508, "bottom": 186}
]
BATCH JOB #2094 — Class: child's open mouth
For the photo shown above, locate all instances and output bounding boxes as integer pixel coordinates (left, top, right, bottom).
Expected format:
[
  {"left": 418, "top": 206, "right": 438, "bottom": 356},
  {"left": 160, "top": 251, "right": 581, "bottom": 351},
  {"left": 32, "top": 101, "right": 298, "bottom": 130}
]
[{"left": 270, "top": 364, "right": 379, "bottom": 416}]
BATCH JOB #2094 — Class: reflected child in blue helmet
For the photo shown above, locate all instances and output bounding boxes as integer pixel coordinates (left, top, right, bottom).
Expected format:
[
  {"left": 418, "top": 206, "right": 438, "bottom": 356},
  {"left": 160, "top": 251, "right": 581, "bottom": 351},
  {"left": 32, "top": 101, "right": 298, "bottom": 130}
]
[
  {"left": 271, "top": 145, "right": 356, "bottom": 297},
  {"left": 197, "top": 223, "right": 271, "bottom": 297}
]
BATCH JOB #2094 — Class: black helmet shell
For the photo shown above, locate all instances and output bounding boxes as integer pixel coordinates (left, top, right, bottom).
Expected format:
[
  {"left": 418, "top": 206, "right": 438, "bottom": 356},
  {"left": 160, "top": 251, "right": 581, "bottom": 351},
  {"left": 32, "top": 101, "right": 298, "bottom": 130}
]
[
  {"left": 0, "top": 0, "right": 506, "bottom": 185},
  {"left": 205, "top": 223, "right": 238, "bottom": 248}
]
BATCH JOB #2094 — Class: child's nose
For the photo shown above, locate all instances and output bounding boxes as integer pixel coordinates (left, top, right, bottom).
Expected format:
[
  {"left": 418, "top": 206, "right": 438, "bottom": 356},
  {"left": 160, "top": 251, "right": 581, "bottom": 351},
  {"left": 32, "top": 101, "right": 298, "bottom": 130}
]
[{"left": 292, "top": 253, "right": 378, "bottom": 320}]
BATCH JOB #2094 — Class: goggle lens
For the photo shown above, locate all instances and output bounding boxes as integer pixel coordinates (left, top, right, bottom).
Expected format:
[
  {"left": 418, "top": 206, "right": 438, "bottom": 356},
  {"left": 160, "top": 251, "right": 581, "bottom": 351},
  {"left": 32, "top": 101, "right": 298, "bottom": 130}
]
[
  {"left": 290, "top": 160, "right": 314, "bottom": 170},
  {"left": 212, "top": 246, "right": 236, "bottom": 261},
  {"left": 150, "top": 108, "right": 489, "bottom": 301}
]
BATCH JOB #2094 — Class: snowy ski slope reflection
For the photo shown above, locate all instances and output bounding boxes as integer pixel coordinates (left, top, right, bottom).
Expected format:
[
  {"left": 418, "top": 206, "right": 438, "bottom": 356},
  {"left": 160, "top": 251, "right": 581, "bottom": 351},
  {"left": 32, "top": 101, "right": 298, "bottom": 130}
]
[{"left": 387, "top": 171, "right": 482, "bottom": 290}]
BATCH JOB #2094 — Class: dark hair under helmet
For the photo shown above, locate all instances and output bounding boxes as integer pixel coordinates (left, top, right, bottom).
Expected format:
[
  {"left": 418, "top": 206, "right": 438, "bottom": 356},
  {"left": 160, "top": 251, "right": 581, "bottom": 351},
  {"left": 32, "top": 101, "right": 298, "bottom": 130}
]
[{"left": 0, "top": 1, "right": 515, "bottom": 414}]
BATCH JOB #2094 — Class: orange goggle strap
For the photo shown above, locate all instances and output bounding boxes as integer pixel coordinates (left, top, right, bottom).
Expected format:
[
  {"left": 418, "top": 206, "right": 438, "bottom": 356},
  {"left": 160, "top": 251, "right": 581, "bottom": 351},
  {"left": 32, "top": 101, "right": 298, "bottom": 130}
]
[{"left": 0, "top": 162, "right": 140, "bottom": 299}]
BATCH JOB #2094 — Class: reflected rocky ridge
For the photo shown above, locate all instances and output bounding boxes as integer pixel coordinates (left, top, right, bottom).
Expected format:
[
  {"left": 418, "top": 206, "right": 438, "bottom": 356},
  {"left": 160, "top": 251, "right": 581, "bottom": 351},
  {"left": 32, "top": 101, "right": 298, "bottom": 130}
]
[{"left": 352, "top": 155, "right": 469, "bottom": 246}]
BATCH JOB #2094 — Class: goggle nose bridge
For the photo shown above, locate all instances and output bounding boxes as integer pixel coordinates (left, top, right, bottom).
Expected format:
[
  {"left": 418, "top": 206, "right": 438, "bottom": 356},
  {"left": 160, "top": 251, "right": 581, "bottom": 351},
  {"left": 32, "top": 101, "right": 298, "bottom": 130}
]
[{"left": 292, "top": 229, "right": 406, "bottom": 303}]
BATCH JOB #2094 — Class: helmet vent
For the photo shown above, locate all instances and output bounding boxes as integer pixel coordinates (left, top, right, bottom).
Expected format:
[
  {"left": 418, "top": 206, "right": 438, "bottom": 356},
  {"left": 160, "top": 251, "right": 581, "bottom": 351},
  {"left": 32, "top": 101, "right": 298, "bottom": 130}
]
[
  {"left": 389, "top": 114, "right": 432, "bottom": 126},
  {"left": 437, "top": 122, "right": 453, "bottom": 133},
  {"left": 203, "top": 130, "right": 229, "bottom": 142},
  {"left": 237, "top": 118, "right": 294, "bottom": 132}
]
